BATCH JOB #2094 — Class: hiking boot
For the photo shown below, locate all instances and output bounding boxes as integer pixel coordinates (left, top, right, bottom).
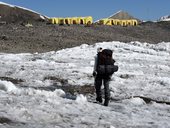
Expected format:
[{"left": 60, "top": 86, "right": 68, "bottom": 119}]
[
  {"left": 104, "top": 99, "right": 109, "bottom": 106},
  {"left": 96, "top": 97, "right": 103, "bottom": 103}
]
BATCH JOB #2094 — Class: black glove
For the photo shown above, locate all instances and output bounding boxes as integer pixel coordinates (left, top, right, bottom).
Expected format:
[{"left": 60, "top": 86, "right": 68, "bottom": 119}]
[{"left": 93, "top": 71, "right": 97, "bottom": 77}]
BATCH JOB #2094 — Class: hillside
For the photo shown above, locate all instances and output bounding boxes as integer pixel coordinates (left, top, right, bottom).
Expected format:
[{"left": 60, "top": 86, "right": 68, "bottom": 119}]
[
  {"left": 159, "top": 15, "right": 170, "bottom": 21},
  {"left": 0, "top": 21, "right": 170, "bottom": 53},
  {"left": 0, "top": 2, "right": 47, "bottom": 23},
  {"left": 108, "top": 10, "right": 140, "bottom": 21},
  {"left": 0, "top": 2, "right": 170, "bottom": 53}
]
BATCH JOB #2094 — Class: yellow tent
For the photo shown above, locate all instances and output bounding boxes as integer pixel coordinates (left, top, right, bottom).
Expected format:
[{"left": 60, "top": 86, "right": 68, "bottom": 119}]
[
  {"left": 120, "top": 20, "right": 127, "bottom": 26},
  {"left": 98, "top": 18, "right": 112, "bottom": 25},
  {"left": 64, "top": 18, "right": 72, "bottom": 25},
  {"left": 49, "top": 16, "right": 93, "bottom": 25},
  {"left": 70, "top": 17, "right": 78, "bottom": 24},
  {"left": 98, "top": 18, "right": 138, "bottom": 26},
  {"left": 111, "top": 19, "right": 120, "bottom": 25},
  {"left": 49, "top": 18, "right": 59, "bottom": 24},
  {"left": 84, "top": 16, "right": 93, "bottom": 25},
  {"left": 132, "top": 20, "right": 138, "bottom": 26},
  {"left": 76, "top": 17, "right": 84, "bottom": 24},
  {"left": 58, "top": 18, "right": 65, "bottom": 25}
]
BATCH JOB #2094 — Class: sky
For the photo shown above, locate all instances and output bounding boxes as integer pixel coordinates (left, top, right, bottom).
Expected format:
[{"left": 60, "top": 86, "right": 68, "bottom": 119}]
[
  {"left": 0, "top": 41, "right": 170, "bottom": 127},
  {"left": 1, "top": 0, "right": 170, "bottom": 21}
]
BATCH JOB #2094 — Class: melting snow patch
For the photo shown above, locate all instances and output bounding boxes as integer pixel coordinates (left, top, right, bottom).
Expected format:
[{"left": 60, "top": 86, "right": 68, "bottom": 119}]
[
  {"left": 75, "top": 94, "right": 87, "bottom": 104},
  {"left": 0, "top": 80, "right": 17, "bottom": 92},
  {"left": 53, "top": 89, "right": 65, "bottom": 97},
  {"left": 23, "top": 88, "right": 65, "bottom": 98},
  {"left": 124, "top": 97, "right": 146, "bottom": 106},
  {"left": 110, "top": 125, "right": 116, "bottom": 128}
]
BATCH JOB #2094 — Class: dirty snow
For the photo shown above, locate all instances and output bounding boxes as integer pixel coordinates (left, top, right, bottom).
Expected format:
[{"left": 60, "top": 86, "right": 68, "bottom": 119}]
[{"left": 0, "top": 41, "right": 170, "bottom": 128}]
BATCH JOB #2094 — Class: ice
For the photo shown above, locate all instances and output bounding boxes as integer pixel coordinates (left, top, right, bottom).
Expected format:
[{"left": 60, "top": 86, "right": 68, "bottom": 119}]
[{"left": 0, "top": 41, "right": 170, "bottom": 127}]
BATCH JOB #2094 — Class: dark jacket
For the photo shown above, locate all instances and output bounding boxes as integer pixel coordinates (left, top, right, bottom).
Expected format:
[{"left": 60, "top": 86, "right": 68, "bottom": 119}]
[{"left": 93, "top": 52, "right": 115, "bottom": 77}]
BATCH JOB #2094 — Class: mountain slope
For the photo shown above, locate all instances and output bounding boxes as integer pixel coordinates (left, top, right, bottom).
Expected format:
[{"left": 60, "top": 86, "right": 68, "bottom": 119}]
[
  {"left": 0, "top": 2, "right": 48, "bottom": 23},
  {"left": 159, "top": 15, "right": 170, "bottom": 21},
  {"left": 108, "top": 10, "right": 140, "bottom": 21},
  {"left": 1, "top": 21, "right": 170, "bottom": 53}
]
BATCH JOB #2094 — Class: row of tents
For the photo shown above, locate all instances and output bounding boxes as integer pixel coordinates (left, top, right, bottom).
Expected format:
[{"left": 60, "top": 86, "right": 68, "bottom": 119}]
[
  {"left": 49, "top": 17, "right": 138, "bottom": 26},
  {"left": 98, "top": 19, "right": 138, "bottom": 26},
  {"left": 49, "top": 16, "right": 93, "bottom": 25},
  {"left": 49, "top": 11, "right": 140, "bottom": 26}
]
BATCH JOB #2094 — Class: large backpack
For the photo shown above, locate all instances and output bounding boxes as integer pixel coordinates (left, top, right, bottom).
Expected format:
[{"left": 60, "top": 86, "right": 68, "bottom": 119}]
[{"left": 97, "top": 49, "right": 118, "bottom": 76}]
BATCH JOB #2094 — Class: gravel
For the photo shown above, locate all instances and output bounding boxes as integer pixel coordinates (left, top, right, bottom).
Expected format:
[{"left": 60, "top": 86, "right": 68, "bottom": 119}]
[{"left": 0, "top": 21, "right": 170, "bottom": 53}]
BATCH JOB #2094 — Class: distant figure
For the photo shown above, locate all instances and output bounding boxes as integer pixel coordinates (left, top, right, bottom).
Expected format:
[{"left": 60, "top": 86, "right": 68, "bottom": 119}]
[
  {"left": 93, "top": 47, "right": 103, "bottom": 76},
  {"left": 93, "top": 48, "right": 118, "bottom": 106}
]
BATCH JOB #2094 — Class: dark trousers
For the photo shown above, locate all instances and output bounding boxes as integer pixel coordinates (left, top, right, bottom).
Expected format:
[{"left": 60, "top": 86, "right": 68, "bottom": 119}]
[{"left": 95, "top": 76, "right": 110, "bottom": 100}]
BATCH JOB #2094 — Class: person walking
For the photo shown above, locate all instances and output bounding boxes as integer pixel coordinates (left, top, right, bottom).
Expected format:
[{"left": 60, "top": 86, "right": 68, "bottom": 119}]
[{"left": 93, "top": 48, "right": 117, "bottom": 106}]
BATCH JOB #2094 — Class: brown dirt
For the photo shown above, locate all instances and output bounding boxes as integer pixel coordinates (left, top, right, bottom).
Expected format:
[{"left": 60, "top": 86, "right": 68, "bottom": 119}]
[{"left": 0, "top": 21, "right": 170, "bottom": 53}]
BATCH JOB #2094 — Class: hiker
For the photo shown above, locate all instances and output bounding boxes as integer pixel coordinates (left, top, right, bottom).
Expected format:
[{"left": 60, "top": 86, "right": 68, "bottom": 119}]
[
  {"left": 93, "top": 48, "right": 118, "bottom": 106},
  {"left": 93, "top": 47, "right": 103, "bottom": 77}
]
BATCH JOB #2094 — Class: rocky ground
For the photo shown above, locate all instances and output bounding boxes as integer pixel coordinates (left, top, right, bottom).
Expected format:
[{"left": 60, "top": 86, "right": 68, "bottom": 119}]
[{"left": 0, "top": 21, "right": 170, "bottom": 53}]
